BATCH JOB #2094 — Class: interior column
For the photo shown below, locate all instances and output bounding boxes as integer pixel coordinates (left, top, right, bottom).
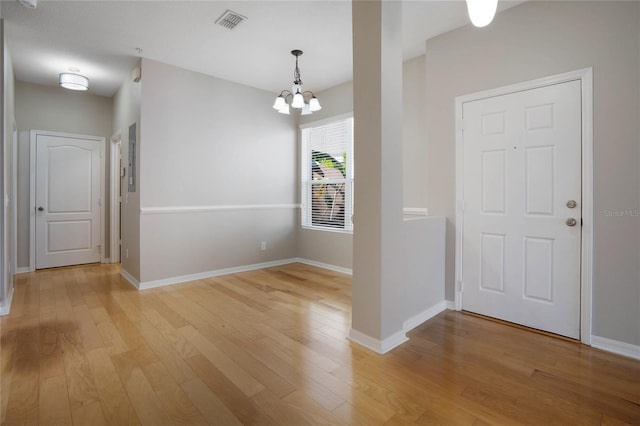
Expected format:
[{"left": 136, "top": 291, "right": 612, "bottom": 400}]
[{"left": 350, "top": 0, "right": 406, "bottom": 353}]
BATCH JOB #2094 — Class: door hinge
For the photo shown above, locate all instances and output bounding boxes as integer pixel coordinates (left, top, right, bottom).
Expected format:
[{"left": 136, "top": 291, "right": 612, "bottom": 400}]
[
  {"left": 458, "top": 199, "right": 465, "bottom": 212},
  {"left": 457, "top": 281, "right": 464, "bottom": 293}
]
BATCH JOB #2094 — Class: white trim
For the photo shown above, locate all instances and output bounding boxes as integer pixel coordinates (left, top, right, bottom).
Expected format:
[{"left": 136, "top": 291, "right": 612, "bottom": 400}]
[
  {"left": 135, "top": 258, "right": 299, "bottom": 291},
  {"left": 591, "top": 336, "right": 640, "bottom": 360},
  {"left": 0, "top": 286, "right": 14, "bottom": 316},
  {"left": 403, "top": 207, "right": 429, "bottom": 216},
  {"left": 347, "top": 328, "right": 408, "bottom": 355},
  {"left": 403, "top": 301, "right": 447, "bottom": 333},
  {"left": 120, "top": 268, "right": 140, "bottom": 290},
  {"left": 29, "top": 130, "right": 106, "bottom": 271},
  {"left": 446, "top": 300, "right": 456, "bottom": 310},
  {"left": 295, "top": 258, "right": 352, "bottom": 275},
  {"left": 15, "top": 267, "right": 30, "bottom": 275},
  {"left": 299, "top": 111, "right": 354, "bottom": 130},
  {"left": 454, "top": 95, "right": 464, "bottom": 311},
  {"left": 11, "top": 124, "right": 18, "bottom": 282},
  {"left": 579, "top": 69, "right": 594, "bottom": 345},
  {"left": 124, "top": 258, "right": 351, "bottom": 291},
  {"left": 109, "top": 133, "right": 122, "bottom": 264},
  {"left": 454, "top": 68, "right": 594, "bottom": 344},
  {"left": 140, "top": 204, "right": 300, "bottom": 215}
]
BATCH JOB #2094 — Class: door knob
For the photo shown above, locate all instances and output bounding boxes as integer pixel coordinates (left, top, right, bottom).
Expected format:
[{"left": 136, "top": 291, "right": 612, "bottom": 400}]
[
  {"left": 37, "top": 206, "right": 44, "bottom": 212},
  {"left": 566, "top": 218, "right": 577, "bottom": 227},
  {"left": 566, "top": 200, "right": 577, "bottom": 208}
]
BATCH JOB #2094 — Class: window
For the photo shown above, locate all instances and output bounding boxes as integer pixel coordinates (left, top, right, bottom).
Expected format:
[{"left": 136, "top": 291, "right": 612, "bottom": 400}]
[{"left": 301, "top": 116, "right": 354, "bottom": 232}]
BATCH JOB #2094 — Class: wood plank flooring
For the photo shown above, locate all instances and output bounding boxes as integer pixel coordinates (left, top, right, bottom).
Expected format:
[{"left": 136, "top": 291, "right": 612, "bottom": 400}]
[{"left": 1, "top": 263, "right": 639, "bottom": 425}]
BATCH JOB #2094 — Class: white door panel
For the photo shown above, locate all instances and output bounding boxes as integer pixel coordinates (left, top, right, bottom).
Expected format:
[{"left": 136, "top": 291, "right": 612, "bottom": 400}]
[
  {"left": 36, "top": 134, "right": 102, "bottom": 269},
  {"left": 462, "top": 80, "right": 582, "bottom": 338}
]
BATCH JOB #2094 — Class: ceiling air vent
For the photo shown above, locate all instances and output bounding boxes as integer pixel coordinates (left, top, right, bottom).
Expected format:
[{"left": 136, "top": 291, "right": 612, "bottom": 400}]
[{"left": 215, "top": 10, "right": 247, "bottom": 30}]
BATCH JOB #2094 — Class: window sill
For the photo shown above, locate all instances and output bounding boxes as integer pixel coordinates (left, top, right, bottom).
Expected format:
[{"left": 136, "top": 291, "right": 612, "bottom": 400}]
[{"left": 301, "top": 225, "right": 353, "bottom": 235}]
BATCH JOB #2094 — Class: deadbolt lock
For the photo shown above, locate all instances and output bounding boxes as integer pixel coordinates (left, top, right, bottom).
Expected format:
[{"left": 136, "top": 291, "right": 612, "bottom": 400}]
[{"left": 566, "top": 200, "right": 577, "bottom": 209}]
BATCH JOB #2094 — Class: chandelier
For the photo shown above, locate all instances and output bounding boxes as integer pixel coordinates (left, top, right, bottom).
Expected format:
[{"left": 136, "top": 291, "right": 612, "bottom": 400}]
[{"left": 272, "top": 50, "right": 321, "bottom": 115}]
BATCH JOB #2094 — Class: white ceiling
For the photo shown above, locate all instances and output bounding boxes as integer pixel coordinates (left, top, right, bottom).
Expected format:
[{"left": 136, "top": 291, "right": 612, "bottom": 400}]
[{"left": 1, "top": 0, "right": 524, "bottom": 98}]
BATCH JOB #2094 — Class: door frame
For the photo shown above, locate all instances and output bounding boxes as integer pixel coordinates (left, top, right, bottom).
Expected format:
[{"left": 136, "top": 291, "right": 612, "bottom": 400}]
[
  {"left": 29, "top": 130, "right": 106, "bottom": 271},
  {"left": 454, "top": 68, "right": 593, "bottom": 344},
  {"left": 109, "top": 132, "right": 122, "bottom": 264}
]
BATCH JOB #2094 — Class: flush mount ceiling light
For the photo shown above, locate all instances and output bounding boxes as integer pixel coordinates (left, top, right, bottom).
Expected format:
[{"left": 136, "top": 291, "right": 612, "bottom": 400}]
[
  {"left": 18, "top": 0, "right": 37, "bottom": 8},
  {"left": 465, "top": 0, "right": 498, "bottom": 28},
  {"left": 59, "top": 72, "right": 89, "bottom": 91},
  {"left": 273, "top": 50, "right": 321, "bottom": 116}
]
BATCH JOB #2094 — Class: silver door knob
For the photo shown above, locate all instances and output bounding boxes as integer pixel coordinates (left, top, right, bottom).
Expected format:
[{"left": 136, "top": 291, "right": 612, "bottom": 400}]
[
  {"left": 566, "top": 200, "right": 577, "bottom": 208},
  {"left": 37, "top": 206, "right": 44, "bottom": 212},
  {"left": 566, "top": 218, "right": 577, "bottom": 227}
]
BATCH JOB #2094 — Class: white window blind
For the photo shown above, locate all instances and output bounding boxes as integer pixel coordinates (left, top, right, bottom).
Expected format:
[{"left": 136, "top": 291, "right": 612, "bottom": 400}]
[{"left": 301, "top": 116, "right": 354, "bottom": 232}]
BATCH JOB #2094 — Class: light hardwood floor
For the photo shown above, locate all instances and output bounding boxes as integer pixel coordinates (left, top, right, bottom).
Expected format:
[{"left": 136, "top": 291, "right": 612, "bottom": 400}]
[{"left": 1, "top": 263, "right": 639, "bottom": 425}]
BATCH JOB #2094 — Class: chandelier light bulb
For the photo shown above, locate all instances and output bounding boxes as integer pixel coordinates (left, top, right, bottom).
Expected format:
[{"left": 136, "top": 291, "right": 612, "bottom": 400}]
[
  {"left": 301, "top": 104, "right": 312, "bottom": 116},
  {"left": 309, "top": 97, "right": 322, "bottom": 112},
  {"left": 465, "top": 0, "right": 498, "bottom": 28},
  {"left": 273, "top": 96, "right": 286, "bottom": 110},
  {"left": 277, "top": 103, "right": 290, "bottom": 115},
  {"left": 291, "top": 92, "right": 305, "bottom": 109}
]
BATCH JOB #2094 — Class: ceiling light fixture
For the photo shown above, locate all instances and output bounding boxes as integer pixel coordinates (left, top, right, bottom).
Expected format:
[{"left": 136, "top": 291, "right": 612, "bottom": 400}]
[
  {"left": 465, "top": 0, "right": 498, "bottom": 28},
  {"left": 59, "top": 73, "right": 89, "bottom": 91},
  {"left": 18, "top": 0, "right": 37, "bottom": 9},
  {"left": 273, "top": 50, "right": 321, "bottom": 116}
]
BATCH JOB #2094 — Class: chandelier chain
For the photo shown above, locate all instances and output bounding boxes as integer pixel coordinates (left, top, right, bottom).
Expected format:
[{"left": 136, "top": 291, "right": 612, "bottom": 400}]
[{"left": 294, "top": 55, "right": 302, "bottom": 86}]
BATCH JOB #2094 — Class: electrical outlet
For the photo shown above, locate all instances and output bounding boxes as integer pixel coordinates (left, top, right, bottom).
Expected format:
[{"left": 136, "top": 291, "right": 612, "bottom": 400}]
[{"left": 260, "top": 241, "right": 267, "bottom": 251}]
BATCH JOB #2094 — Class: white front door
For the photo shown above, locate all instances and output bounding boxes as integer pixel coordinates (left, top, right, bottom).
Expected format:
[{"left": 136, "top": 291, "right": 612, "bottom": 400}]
[
  {"left": 35, "top": 133, "right": 103, "bottom": 269},
  {"left": 461, "top": 80, "right": 582, "bottom": 338}
]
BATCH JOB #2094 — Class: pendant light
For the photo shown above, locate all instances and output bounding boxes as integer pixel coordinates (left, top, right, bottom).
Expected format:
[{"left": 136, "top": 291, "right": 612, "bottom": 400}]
[
  {"left": 273, "top": 50, "right": 321, "bottom": 115},
  {"left": 465, "top": 0, "right": 498, "bottom": 28}
]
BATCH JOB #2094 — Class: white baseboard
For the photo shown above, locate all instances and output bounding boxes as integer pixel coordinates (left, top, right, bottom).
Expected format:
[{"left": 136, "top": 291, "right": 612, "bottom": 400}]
[
  {"left": 295, "top": 258, "right": 352, "bottom": 275},
  {"left": 0, "top": 286, "right": 15, "bottom": 316},
  {"left": 102, "top": 257, "right": 111, "bottom": 264},
  {"left": 15, "top": 267, "right": 31, "bottom": 275},
  {"left": 403, "top": 301, "right": 448, "bottom": 333},
  {"left": 120, "top": 269, "right": 140, "bottom": 290},
  {"left": 591, "top": 335, "right": 640, "bottom": 360},
  {"left": 347, "top": 328, "right": 408, "bottom": 354},
  {"left": 446, "top": 300, "right": 456, "bottom": 310},
  {"left": 121, "top": 257, "right": 350, "bottom": 292},
  {"left": 136, "top": 258, "right": 299, "bottom": 291}
]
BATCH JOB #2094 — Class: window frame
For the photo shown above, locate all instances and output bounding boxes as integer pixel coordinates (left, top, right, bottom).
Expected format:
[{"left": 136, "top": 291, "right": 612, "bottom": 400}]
[{"left": 300, "top": 113, "right": 354, "bottom": 233}]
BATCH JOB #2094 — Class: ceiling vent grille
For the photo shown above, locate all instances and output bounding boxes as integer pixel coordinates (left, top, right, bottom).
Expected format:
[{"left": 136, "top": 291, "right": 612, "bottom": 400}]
[{"left": 215, "top": 10, "right": 247, "bottom": 30}]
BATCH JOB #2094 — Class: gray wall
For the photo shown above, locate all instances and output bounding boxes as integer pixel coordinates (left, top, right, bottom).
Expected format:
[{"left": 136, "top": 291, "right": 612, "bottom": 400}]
[
  {"left": 4, "top": 32, "right": 15, "bottom": 302},
  {"left": 297, "top": 81, "right": 354, "bottom": 269},
  {"left": 0, "top": 18, "right": 15, "bottom": 311},
  {"left": 14, "top": 81, "right": 113, "bottom": 268},
  {"left": 296, "top": 57, "right": 429, "bottom": 270},
  {"left": 402, "top": 55, "right": 428, "bottom": 210},
  {"left": 138, "top": 59, "right": 298, "bottom": 283},
  {"left": 112, "top": 65, "right": 141, "bottom": 281},
  {"left": 425, "top": 1, "right": 640, "bottom": 346}
]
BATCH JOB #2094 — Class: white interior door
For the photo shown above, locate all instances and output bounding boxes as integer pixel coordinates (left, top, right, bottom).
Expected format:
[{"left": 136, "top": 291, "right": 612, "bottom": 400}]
[
  {"left": 35, "top": 133, "right": 103, "bottom": 269},
  {"left": 461, "top": 80, "right": 582, "bottom": 338}
]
